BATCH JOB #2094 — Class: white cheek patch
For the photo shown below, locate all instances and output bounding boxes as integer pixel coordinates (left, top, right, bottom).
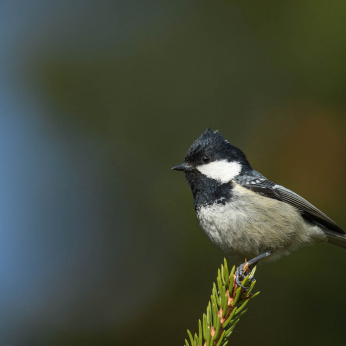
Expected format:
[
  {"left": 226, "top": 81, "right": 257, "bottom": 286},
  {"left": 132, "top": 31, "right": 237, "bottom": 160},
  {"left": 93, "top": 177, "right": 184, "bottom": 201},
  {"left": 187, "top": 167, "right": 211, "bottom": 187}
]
[{"left": 197, "top": 160, "right": 242, "bottom": 183}]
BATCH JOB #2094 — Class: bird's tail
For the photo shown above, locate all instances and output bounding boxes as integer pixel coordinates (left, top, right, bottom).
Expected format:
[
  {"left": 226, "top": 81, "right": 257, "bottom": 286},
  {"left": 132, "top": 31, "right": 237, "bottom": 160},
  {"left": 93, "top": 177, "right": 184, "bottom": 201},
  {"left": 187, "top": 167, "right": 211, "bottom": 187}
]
[{"left": 325, "top": 230, "right": 346, "bottom": 250}]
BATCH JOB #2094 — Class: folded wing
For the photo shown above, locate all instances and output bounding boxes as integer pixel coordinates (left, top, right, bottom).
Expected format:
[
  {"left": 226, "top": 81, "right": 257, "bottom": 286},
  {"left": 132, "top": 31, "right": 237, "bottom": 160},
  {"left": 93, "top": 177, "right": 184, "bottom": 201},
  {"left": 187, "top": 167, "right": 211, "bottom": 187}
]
[{"left": 235, "top": 176, "right": 345, "bottom": 238}]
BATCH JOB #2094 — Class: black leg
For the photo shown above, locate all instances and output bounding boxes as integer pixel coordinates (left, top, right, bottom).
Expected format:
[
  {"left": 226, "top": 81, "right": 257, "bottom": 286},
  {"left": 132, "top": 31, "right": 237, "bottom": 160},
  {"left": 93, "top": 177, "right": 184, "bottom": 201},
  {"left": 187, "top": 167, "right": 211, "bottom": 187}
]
[{"left": 235, "top": 251, "right": 272, "bottom": 289}]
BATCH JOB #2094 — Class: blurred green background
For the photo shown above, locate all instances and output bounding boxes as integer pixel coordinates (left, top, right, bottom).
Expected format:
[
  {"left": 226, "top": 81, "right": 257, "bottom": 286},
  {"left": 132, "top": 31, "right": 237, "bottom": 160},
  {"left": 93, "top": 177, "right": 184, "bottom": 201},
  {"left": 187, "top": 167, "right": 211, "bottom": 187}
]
[{"left": 0, "top": 1, "right": 346, "bottom": 345}]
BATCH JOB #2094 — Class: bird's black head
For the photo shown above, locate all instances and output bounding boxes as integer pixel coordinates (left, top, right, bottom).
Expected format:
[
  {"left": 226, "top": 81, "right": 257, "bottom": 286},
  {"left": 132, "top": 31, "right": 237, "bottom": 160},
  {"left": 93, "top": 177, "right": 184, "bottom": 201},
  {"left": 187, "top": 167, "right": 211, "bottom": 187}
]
[{"left": 172, "top": 127, "right": 251, "bottom": 184}]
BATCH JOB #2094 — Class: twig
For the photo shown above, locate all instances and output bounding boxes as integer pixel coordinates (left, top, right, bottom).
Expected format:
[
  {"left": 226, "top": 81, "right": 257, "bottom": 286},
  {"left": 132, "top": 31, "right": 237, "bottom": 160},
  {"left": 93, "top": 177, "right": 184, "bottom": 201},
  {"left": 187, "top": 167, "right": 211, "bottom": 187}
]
[{"left": 184, "top": 258, "right": 260, "bottom": 346}]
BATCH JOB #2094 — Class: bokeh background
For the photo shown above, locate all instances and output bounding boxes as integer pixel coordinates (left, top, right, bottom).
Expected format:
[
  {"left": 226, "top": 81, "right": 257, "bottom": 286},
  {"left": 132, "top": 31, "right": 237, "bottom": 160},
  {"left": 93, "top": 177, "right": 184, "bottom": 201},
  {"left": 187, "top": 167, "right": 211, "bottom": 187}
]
[{"left": 1, "top": 1, "right": 346, "bottom": 345}]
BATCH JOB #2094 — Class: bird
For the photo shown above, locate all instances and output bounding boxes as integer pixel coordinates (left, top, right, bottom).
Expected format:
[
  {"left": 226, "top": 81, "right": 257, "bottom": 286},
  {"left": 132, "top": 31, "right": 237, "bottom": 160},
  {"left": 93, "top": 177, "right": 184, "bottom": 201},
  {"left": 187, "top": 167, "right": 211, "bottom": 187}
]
[{"left": 172, "top": 127, "right": 346, "bottom": 286}]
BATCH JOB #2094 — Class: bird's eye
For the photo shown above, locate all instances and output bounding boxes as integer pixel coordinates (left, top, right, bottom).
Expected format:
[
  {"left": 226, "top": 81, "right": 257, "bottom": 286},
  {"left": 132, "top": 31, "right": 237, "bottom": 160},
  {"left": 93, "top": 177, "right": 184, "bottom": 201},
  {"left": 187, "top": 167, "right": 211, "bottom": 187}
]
[{"left": 202, "top": 156, "right": 211, "bottom": 164}]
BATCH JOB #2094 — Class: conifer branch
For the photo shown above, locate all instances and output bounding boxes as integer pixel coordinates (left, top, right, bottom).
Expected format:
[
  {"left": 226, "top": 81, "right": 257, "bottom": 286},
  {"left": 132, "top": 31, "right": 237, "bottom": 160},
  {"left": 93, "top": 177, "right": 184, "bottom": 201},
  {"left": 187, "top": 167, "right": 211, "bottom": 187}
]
[{"left": 184, "top": 259, "right": 260, "bottom": 346}]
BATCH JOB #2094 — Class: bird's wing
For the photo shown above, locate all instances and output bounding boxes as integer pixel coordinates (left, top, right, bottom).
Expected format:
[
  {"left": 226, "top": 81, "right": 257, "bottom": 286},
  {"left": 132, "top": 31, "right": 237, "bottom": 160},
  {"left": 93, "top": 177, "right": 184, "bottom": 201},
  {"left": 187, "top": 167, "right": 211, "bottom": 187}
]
[{"left": 235, "top": 176, "right": 345, "bottom": 235}]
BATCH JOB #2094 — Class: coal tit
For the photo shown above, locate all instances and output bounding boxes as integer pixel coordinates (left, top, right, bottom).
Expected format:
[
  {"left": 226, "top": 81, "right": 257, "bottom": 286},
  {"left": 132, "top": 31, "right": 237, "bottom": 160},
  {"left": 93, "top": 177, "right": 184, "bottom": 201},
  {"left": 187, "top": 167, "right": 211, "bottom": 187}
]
[{"left": 172, "top": 128, "right": 346, "bottom": 283}]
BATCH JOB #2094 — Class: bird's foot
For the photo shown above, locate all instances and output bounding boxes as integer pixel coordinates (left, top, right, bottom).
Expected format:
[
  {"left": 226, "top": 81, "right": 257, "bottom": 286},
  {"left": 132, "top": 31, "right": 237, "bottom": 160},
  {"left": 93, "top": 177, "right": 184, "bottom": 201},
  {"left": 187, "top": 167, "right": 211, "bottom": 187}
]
[
  {"left": 235, "top": 262, "right": 253, "bottom": 289},
  {"left": 235, "top": 251, "right": 273, "bottom": 289}
]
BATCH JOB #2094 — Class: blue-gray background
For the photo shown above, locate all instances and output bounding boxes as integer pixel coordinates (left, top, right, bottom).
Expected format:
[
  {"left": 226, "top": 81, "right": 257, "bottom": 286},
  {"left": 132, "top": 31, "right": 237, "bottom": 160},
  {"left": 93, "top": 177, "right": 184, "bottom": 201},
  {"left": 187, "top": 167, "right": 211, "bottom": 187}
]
[{"left": 1, "top": 1, "right": 346, "bottom": 345}]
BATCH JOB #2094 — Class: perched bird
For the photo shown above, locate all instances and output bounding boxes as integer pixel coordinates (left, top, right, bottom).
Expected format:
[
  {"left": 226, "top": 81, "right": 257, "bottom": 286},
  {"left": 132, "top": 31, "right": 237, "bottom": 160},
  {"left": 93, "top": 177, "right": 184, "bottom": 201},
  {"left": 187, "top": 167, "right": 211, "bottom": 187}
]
[{"left": 172, "top": 128, "right": 346, "bottom": 285}]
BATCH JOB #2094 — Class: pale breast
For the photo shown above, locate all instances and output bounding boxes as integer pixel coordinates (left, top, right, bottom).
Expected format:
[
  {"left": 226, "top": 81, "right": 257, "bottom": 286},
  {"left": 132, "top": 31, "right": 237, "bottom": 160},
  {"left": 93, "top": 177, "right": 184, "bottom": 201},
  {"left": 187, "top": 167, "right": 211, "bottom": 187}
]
[{"left": 196, "top": 183, "right": 326, "bottom": 261}]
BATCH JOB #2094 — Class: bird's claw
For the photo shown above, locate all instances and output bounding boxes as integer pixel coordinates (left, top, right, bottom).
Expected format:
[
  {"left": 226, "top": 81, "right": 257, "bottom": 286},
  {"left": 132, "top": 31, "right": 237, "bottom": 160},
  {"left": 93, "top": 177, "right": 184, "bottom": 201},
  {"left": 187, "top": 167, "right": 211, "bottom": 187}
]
[
  {"left": 235, "top": 251, "right": 272, "bottom": 289},
  {"left": 235, "top": 263, "right": 255, "bottom": 289}
]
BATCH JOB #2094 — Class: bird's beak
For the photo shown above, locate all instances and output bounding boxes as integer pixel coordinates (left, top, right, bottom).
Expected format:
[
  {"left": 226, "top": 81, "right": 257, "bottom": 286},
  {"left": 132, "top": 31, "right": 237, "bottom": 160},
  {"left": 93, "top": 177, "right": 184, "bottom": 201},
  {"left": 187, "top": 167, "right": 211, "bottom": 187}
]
[{"left": 172, "top": 163, "right": 192, "bottom": 172}]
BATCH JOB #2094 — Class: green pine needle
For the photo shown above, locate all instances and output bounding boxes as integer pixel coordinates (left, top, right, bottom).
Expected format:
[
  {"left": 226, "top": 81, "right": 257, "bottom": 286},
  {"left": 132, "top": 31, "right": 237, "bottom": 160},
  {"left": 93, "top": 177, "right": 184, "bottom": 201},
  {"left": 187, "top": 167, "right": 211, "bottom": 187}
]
[{"left": 184, "top": 258, "right": 260, "bottom": 346}]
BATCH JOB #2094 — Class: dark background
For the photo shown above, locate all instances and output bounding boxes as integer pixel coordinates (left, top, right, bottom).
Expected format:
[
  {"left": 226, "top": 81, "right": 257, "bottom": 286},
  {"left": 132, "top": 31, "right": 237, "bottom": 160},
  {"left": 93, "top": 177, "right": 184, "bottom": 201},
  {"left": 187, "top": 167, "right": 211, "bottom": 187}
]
[{"left": 1, "top": 1, "right": 346, "bottom": 345}]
